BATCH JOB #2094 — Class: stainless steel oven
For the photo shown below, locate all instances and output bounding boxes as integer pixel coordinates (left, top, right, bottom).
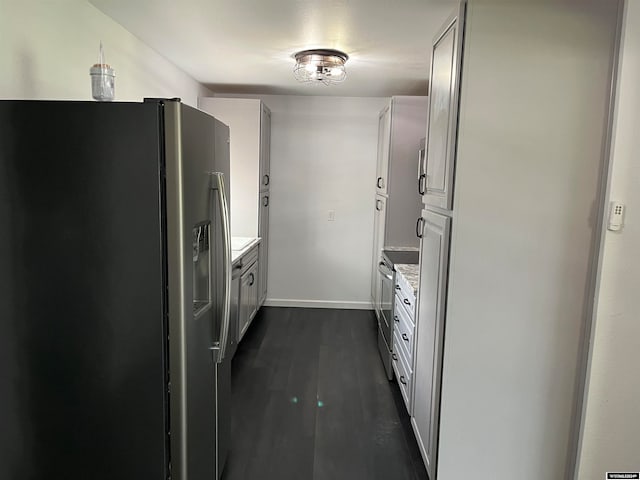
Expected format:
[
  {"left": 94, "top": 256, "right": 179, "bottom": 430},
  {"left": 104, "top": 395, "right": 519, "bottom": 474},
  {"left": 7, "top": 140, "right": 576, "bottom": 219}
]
[{"left": 377, "top": 255, "right": 395, "bottom": 379}]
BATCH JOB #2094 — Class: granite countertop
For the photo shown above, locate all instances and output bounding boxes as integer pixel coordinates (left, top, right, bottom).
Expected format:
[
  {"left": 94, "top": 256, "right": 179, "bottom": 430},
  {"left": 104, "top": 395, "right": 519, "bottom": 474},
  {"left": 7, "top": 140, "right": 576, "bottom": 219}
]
[
  {"left": 231, "top": 236, "right": 261, "bottom": 265},
  {"left": 395, "top": 263, "right": 419, "bottom": 296}
]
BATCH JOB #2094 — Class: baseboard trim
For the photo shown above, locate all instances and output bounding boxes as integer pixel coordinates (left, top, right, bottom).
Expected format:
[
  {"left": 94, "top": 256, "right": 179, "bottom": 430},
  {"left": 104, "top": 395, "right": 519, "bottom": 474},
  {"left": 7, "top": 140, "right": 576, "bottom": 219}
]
[{"left": 263, "top": 299, "right": 373, "bottom": 310}]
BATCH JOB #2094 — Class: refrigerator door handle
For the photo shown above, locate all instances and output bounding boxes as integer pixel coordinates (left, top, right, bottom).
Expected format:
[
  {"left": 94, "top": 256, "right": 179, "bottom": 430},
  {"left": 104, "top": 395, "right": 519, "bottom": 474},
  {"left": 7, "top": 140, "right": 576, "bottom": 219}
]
[{"left": 210, "top": 172, "right": 232, "bottom": 363}]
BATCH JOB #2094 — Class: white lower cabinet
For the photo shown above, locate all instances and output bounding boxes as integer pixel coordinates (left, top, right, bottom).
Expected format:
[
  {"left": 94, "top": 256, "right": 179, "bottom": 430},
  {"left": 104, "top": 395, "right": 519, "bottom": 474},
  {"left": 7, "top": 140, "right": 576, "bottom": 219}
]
[
  {"left": 371, "top": 195, "right": 387, "bottom": 305},
  {"left": 411, "top": 209, "right": 451, "bottom": 479},
  {"left": 238, "top": 249, "right": 259, "bottom": 342},
  {"left": 258, "top": 191, "right": 269, "bottom": 306}
]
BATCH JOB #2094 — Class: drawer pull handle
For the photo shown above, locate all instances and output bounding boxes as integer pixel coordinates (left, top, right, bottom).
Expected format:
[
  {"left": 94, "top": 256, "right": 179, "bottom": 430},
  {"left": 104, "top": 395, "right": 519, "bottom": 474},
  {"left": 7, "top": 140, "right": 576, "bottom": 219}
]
[
  {"left": 403, "top": 298, "right": 411, "bottom": 306},
  {"left": 402, "top": 333, "right": 409, "bottom": 342},
  {"left": 392, "top": 353, "right": 398, "bottom": 361},
  {"left": 399, "top": 375, "right": 407, "bottom": 386},
  {"left": 418, "top": 173, "right": 427, "bottom": 195},
  {"left": 394, "top": 315, "right": 399, "bottom": 323}
]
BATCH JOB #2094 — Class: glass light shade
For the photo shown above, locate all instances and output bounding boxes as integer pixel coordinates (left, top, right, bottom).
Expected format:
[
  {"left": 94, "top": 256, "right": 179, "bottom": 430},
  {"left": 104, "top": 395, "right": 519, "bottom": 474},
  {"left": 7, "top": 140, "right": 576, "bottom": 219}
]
[{"left": 293, "top": 49, "right": 348, "bottom": 85}]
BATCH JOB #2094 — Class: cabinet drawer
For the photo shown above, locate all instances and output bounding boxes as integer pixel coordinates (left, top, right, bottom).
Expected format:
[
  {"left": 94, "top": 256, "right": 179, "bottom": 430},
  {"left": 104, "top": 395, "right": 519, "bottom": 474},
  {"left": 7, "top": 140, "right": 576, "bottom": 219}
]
[
  {"left": 240, "top": 246, "right": 258, "bottom": 273},
  {"left": 396, "top": 270, "right": 415, "bottom": 306},
  {"left": 394, "top": 294, "right": 415, "bottom": 360},
  {"left": 394, "top": 277, "right": 416, "bottom": 318},
  {"left": 392, "top": 330, "right": 413, "bottom": 414}
]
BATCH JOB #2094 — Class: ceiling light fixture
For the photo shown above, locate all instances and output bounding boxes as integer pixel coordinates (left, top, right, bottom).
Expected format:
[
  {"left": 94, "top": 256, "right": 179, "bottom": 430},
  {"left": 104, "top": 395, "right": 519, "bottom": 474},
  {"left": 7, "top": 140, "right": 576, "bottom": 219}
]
[{"left": 293, "top": 49, "right": 349, "bottom": 85}]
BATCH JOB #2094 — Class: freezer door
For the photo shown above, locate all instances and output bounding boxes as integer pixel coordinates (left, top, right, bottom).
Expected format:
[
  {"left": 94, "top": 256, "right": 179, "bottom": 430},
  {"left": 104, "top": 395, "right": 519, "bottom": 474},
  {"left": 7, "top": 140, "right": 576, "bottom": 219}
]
[{"left": 164, "top": 102, "right": 231, "bottom": 480}]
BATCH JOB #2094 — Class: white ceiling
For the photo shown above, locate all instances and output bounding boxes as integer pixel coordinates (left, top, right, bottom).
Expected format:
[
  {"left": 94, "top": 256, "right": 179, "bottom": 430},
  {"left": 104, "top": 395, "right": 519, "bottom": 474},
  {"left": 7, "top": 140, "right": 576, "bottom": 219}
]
[{"left": 90, "top": 0, "right": 456, "bottom": 97}]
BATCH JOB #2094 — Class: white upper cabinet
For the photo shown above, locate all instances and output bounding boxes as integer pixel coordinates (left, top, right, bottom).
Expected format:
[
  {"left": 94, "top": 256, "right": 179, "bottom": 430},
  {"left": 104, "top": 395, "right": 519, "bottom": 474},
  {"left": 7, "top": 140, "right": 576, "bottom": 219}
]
[
  {"left": 259, "top": 104, "right": 271, "bottom": 191},
  {"left": 376, "top": 104, "right": 392, "bottom": 195},
  {"left": 424, "top": 3, "right": 466, "bottom": 211},
  {"left": 374, "top": 96, "right": 428, "bottom": 247}
]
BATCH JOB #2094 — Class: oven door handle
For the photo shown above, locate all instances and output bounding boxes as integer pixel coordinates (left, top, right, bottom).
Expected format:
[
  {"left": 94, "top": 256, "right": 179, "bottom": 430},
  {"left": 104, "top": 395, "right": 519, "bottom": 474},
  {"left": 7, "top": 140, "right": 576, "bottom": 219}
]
[{"left": 378, "top": 261, "right": 394, "bottom": 281}]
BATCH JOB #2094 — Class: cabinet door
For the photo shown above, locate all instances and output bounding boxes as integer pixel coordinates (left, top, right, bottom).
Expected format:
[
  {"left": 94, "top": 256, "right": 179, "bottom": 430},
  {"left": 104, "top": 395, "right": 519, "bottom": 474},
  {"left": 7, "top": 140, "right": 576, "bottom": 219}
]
[
  {"left": 412, "top": 209, "right": 451, "bottom": 479},
  {"left": 258, "top": 192, "right": 270, "bottom": 305},
  {"left": 247, "top": 262, "right": 258, "bottom": 321},
  {"left": 260, "top": 105, "right": 271, "bottom": 190},
  {"left": 375, "top": 104, "right": 391, "bottom": 195},
  {"left": 424, "top": 3, "right": 466, "bottom": 210},
  {"left": 239, "top": 269, "right": 252, "bottom": 341},
  {"left": 370, "top": 195, "right": 387, "bottom": 305},
  {"left": 228, "top": 266, "right": 242, "bottom": 358}
]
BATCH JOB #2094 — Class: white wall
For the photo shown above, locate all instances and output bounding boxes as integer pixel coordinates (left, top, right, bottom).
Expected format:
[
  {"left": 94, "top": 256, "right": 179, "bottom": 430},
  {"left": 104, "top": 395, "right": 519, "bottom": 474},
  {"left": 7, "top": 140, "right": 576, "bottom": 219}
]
[
  {"left": 577, "top": 0, "right": 640, "bottom": 477},
  {"left": 232, "top": 95, "right": 388, "bottom": 309},
  {"left": 0, "top": 0, "right": 211, "bottom": 106},
  {"left": 436, "top": 1, "right": 620, "bottom": 479}
]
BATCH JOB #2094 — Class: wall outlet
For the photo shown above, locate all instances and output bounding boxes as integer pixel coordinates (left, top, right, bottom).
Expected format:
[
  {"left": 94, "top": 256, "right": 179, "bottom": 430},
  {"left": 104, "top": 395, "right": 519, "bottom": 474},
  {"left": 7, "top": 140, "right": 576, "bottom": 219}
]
[
  {"left": 607, "top": 201, "right": 625, "bottom": 231},
  {"left": 328, "top": 210, "right": 335, "bottom": 221}
]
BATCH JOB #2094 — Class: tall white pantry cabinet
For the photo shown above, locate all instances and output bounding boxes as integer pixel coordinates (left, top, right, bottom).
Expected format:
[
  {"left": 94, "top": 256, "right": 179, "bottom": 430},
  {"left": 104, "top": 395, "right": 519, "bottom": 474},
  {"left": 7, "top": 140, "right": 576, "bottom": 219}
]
[
  {"left": 198, "top": 97, "right": 271, "bottom": 306},
  {"left": 412, "top": 1, "right": 622, "bottom": 480},
  {"left": 412, "top": 4, "right": 464, "bottom": 478}
]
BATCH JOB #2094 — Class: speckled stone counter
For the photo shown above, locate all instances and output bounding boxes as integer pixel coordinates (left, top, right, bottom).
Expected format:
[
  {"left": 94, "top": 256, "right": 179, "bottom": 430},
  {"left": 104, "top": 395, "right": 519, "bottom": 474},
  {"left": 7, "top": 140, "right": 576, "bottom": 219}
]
[
  {"left": 395, "top": 263, "right": 419, "bottom": 296},
  {"left": 231, "top": 237, "right": 261, "bottom": 265}
]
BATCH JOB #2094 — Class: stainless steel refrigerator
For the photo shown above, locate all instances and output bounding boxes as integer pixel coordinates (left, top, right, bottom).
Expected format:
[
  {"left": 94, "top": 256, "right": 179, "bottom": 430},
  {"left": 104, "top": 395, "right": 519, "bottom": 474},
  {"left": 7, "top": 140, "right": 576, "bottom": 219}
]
[{"left": 0, "top": 99, "right": 232, "bottom": 480}]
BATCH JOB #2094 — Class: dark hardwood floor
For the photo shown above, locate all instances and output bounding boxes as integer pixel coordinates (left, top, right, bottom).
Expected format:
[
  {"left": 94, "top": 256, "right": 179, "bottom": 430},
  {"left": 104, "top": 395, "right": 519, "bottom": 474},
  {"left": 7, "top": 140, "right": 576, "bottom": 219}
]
[{"left": 222, "top": 307, "right": 428, "bottom": 480}]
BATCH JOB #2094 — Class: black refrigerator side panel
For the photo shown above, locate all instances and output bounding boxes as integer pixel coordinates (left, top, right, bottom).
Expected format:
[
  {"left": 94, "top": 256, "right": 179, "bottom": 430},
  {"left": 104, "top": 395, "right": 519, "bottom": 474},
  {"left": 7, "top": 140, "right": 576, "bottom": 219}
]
[{"left": 0, "top": 101, "right": 168, "bottom": 480}]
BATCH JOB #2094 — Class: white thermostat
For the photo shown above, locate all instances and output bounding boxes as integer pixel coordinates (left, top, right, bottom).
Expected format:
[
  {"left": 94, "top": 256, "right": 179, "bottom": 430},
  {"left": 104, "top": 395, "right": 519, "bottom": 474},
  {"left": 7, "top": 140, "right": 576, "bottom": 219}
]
[{"left": 607, "top": 201, "right": 626, "bottom": 232}]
